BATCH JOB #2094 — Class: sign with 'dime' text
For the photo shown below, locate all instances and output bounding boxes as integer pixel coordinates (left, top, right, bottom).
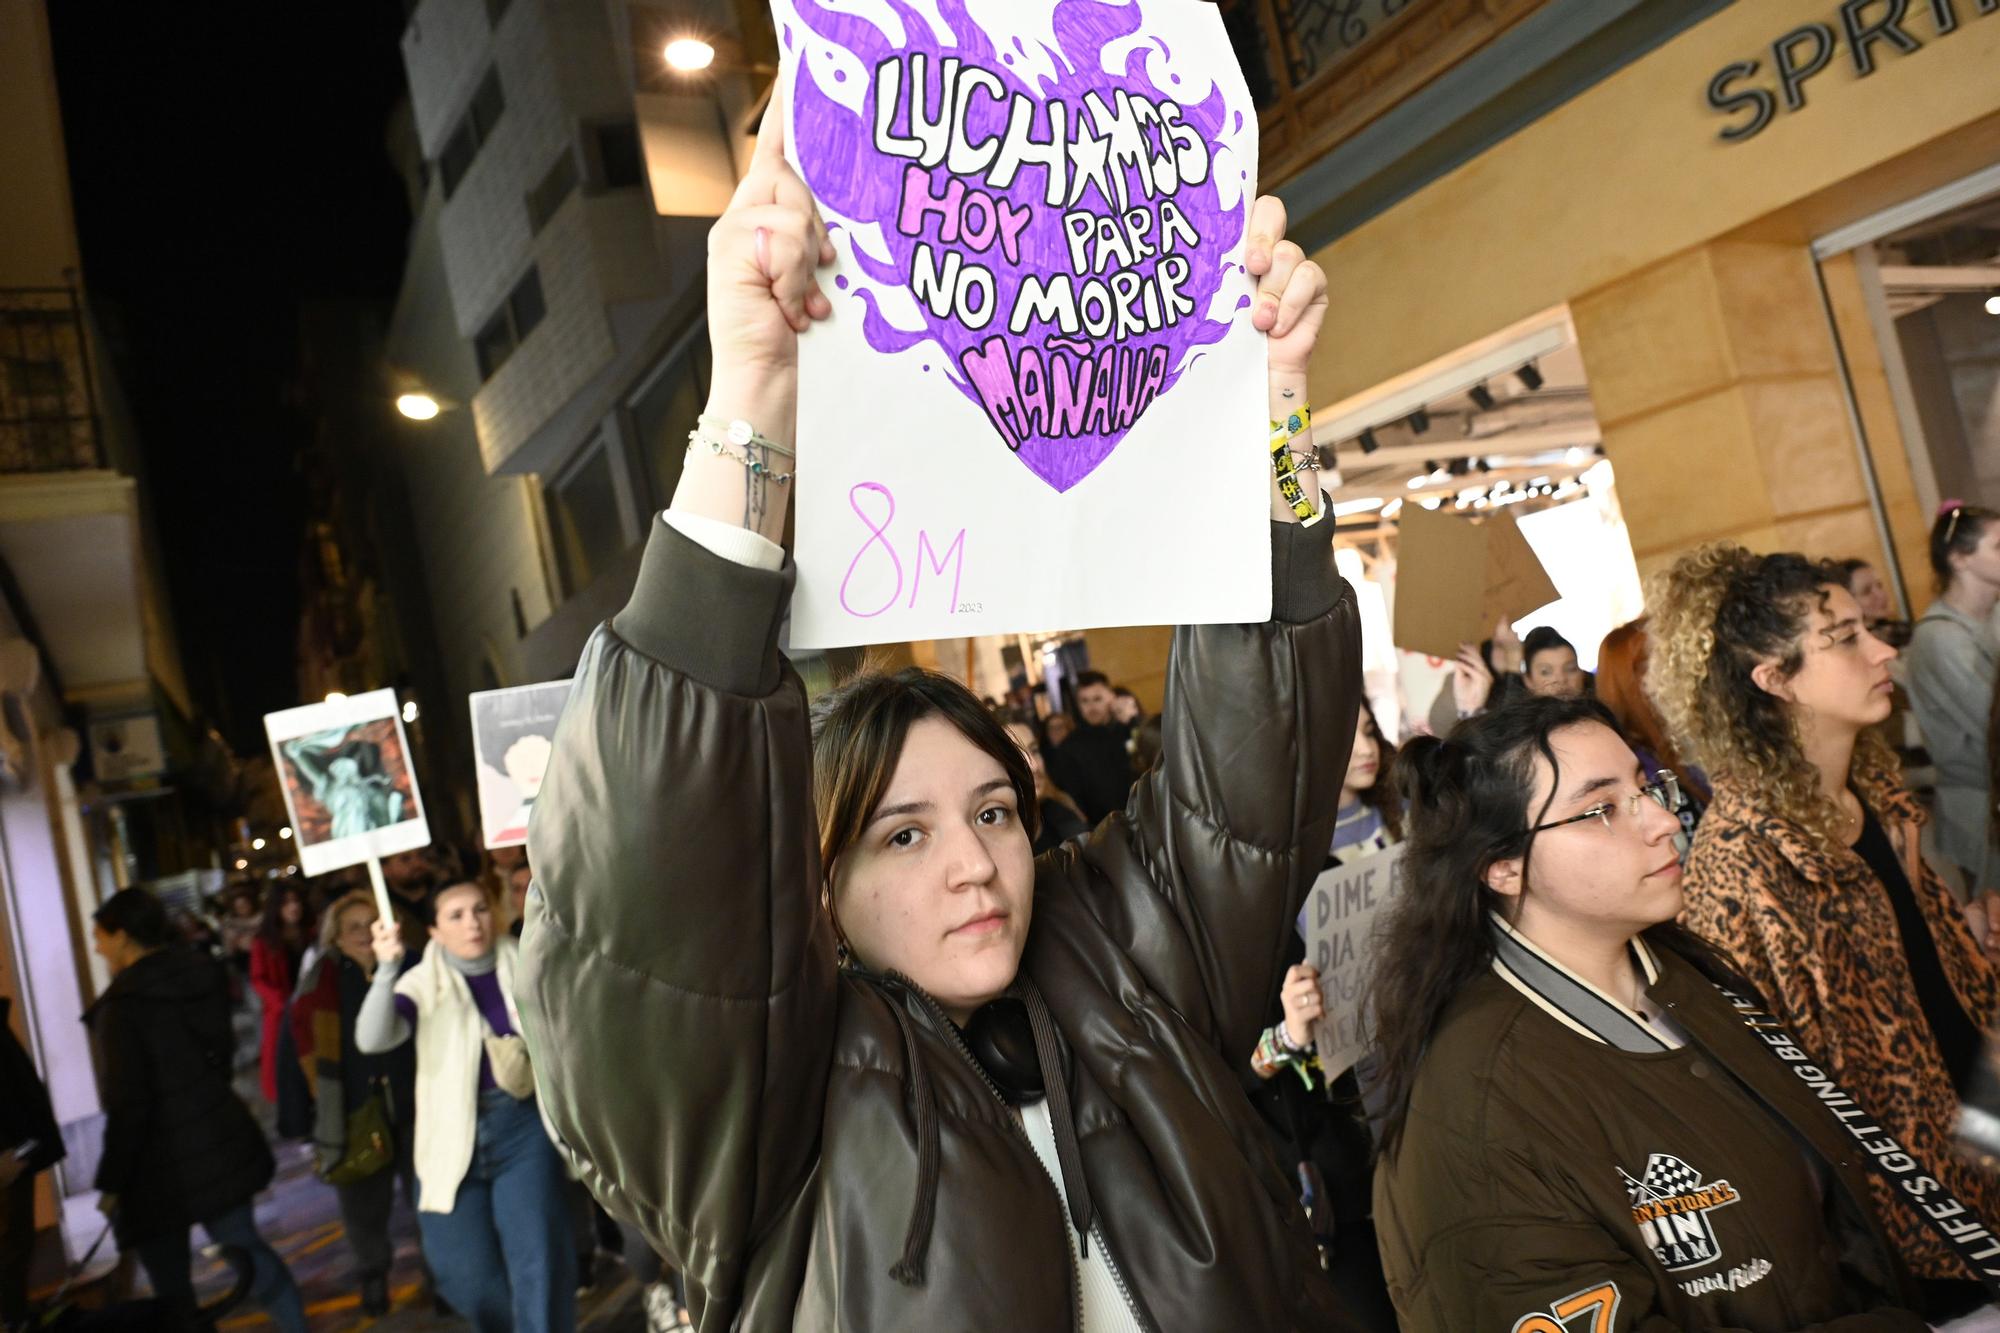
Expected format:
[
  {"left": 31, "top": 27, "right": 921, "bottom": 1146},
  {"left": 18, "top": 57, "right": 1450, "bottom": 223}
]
[
  {"left": 1304, "top": 845, "right": 1403, "bottom": 1081},
  {"left": 777, "top": 0, "right": 1270, "bottom": 648}
]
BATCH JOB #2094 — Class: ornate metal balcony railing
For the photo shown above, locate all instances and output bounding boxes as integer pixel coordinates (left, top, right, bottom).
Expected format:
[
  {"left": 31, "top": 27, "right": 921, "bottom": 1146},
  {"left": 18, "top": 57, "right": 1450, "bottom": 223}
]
[{"left": 0, "top": 286, "right": 103, "bottom": 474}]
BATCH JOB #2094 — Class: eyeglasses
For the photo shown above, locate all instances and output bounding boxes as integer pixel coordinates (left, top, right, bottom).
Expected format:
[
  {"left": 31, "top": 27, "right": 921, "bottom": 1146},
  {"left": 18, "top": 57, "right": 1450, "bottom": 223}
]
[{"left": 1530, "top": 774, "right": 1681, "bottom": 834}]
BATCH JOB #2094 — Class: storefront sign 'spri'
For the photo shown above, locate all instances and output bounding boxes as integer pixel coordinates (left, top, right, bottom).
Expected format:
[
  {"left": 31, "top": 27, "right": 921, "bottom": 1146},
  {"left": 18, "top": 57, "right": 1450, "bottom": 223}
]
[{"left": 781, "top": 0, "right": 1250, "bottom": 493}]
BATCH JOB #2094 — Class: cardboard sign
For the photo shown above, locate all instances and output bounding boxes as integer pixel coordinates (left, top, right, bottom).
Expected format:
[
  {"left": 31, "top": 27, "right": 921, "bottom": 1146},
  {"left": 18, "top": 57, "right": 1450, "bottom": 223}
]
[
  {"left": 265, "top": 690, "right": 430, "bottom": 877},
  {"left": 1391, "top": 502, "right": 1560, "bottom": 660},
  {"left": 470, "top": 680, "right": 572, "bottom": 851},
  {"left": 776, "top": 0, "right": 1269, "bottom": 648},
  {"left": 1302, "top": 845, "right": 1403, "bottom": 1081}
]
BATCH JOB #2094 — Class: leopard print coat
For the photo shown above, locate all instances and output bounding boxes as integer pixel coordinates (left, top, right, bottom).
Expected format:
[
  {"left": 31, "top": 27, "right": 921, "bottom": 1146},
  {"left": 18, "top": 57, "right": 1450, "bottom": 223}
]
[{"left": 1681, "top": 756, "right": 2000, "bottom": 1279}]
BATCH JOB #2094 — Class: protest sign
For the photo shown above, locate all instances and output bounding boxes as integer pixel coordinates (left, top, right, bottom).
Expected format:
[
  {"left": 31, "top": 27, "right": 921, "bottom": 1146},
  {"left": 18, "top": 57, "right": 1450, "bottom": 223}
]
[
  {"left": 1391, "top": 501, "right": 1559, "bottom": 660},
  {"left": 775, "top": 0, "right": 1269, "bottom": 648},
  {"left": 264, "top": 689, "right": 430, "bottom": 878},
  {"left": 470, "top": 680, "right": 572, "bottom": 850},
  {"left": 1302, "top": 844, "right": 1403, "bottom": 1080}
]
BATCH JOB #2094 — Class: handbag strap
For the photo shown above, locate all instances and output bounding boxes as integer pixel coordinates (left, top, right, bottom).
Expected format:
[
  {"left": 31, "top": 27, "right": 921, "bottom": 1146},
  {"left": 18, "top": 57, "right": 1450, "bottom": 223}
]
[{"left": 1720, "top": 985, "right": 2000, "bottom": 1295}]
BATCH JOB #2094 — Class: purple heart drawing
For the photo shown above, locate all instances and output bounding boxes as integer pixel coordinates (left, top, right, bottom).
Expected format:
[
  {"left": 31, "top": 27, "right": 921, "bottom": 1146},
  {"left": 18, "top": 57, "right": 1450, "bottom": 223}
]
[{"left": 784, "top": 0, "right": 1250, "bottom": 493}]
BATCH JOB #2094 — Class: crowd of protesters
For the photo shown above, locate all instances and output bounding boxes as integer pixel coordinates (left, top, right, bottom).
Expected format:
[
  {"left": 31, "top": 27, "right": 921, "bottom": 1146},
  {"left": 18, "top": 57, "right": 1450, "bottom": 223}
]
[{"left": 6, "top": 88, "right": 2000, "bottom": 1333}]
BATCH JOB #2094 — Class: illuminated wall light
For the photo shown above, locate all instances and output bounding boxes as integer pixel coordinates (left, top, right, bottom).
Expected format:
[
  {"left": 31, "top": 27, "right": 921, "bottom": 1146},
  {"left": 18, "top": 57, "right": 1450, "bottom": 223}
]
[{"left": 665, "top": 37, "right": 717, "bottom": 71}]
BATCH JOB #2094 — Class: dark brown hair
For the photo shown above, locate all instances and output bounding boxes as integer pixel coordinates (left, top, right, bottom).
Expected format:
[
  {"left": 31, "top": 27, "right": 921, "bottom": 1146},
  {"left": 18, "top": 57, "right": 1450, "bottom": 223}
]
[
  {"left": 810, "top": 667, "right": 1038, "bottom": 888},
  {"left": 1352, "top": 705, "right": 1403, "bottom": 841},
  {"left": 1931, "top": 502, "right": 1997, "bottom": 593},
  {"left": 1368, "top": 697, "right": 1738, "bottom": 1158}
]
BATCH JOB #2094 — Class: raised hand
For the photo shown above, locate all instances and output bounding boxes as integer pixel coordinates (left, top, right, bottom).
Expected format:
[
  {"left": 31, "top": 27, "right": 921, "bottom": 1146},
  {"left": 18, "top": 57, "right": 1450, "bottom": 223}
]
[
  {"left": 1244, "top": 195, "right": 1328, "bottom": 383},
  {"left": 370, "top": 917, "right": 406, "bottom": 968},
  {"left": 1280, "top": 962, "right": 1324, "bottom": 1050},
  {"left": 1452, "top": 643, "right": 1496, "bottom": 717}
]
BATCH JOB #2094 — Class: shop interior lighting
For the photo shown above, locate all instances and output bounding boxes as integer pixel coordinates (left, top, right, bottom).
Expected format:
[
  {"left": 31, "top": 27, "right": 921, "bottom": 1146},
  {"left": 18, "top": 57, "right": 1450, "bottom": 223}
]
[
  {"left": 1986, "top": 294, "right": 2000, "bottom": 315},
  {"left": 1406, "top": 407, "right": 1431, "bottom": 435},
  {"left": 1358, "top": 427, "right": 1379, "bottom": 454},
  {"left": 1468, "top": 382, "right": 1496, "bottom": 411},
  {"left": 395, "top": 393, "right": 441, "bottom": 421},
  {"left": 1516, "top": 361, "right": 1544, "bottom": 392}
]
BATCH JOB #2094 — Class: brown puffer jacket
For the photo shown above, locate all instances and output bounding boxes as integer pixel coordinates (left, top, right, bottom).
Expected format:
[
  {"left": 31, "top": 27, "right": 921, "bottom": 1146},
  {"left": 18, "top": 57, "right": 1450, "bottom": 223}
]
[{"left": 517, "top": 515, "right": 1364, "bottom": 1332}]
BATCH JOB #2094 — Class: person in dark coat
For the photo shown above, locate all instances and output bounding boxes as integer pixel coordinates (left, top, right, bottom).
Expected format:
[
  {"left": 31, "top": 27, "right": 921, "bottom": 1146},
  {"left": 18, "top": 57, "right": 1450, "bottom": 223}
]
[
  {"left": 1043, "top": 669, "right": 1134, "bottom": 823},
  {"left": 1, "top": 995, "right": 65, "bottom": 1325},
  {"left": 87, "top": 889, "right": 307, "bottom": 1333}
]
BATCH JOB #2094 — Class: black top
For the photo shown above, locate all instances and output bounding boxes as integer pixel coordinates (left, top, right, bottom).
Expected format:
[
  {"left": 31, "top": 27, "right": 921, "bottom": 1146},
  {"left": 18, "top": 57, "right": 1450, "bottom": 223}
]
[
  {"left": 1854, "top": 802, "right": 1982, "bottom": 1093},
  {"left": 1046, "top": 722, "right": 1134, "bottom": 825}
]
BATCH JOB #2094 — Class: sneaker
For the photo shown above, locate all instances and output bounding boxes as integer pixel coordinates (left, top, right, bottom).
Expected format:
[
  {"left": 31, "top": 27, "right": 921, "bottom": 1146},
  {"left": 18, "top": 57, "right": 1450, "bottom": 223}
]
[{"left": 642, "top": 1281, "right": 684, "bottom": 1333}]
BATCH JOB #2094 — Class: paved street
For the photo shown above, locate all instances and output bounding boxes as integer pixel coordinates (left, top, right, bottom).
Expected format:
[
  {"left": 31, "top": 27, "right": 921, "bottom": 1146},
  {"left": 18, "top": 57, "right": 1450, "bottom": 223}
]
[{"left": 187, "top": 1145, "right": 648, "bottom": 1332}]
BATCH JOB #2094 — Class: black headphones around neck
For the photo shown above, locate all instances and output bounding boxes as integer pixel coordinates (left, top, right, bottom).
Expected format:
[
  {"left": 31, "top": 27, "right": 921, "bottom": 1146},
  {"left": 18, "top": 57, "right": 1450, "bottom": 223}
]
[{"left": 960, "top": 997, "right": 1045, "bottom": 1105}]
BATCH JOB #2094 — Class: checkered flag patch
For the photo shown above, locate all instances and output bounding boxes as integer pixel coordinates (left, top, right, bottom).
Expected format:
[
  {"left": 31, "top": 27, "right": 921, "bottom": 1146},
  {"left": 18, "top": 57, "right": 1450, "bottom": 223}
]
[{"left": 1625, "top": 1153, "right": 1702, "bottom": 1204}]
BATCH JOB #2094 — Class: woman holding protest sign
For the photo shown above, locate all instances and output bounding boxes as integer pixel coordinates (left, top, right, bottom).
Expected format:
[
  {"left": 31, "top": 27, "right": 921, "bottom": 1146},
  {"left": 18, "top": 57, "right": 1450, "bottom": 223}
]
[
  {"left": 356, "top": 880, "right": 575, "bottom": 1332},
  {"left": 1243, "top": 703, "right": 1402, "bottom": 1331},
  {"left": 1649, "top": 544, "right": 2000, "bottom": 1322},
  {"left": 515, "top": 77, "right": 1367, "bottom": 1331},
  {"left": 1368, "top": 696, "right": 1942, "bottom": 1331}
]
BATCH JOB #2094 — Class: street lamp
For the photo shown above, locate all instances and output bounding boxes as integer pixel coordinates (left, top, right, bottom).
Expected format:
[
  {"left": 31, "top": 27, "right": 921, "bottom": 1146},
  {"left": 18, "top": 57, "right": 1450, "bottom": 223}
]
[
  {"left": 396, "top": 392, "right": 441, "bottom": 421},
  {"left": 665, "top": 37, "right": 717, "bottom": 72}
]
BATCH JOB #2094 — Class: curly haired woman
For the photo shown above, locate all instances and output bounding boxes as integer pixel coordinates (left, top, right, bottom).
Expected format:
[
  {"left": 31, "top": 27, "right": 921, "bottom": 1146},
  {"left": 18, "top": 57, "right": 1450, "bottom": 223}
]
[{"left": 1648, "top": 542, "right": 2000, "bottom": 1323}]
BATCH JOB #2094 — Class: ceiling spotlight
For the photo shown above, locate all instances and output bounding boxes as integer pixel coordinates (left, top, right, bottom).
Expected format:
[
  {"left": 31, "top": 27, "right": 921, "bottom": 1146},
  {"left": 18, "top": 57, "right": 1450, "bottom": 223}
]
[
  {"left": 1407, "top": 408, "right": 1431, "bottom": 435},
  {"left": 396, "top": 393, "right": 441, "bottom": 421},
  {"left": 665, "top": 37, "right": 717, "bottom": 72},
  {"left": 1468, "top": 382, "right": 1496, "bottom": 411},
  {"left": 1987, "top": 294, "right": 2000, "bottom": 315},
  {"left": 1516, "top": 361, "right": 1544, "bottom": 392},
  {"left": 1447, "top": 457, "right": 1471, "bottom": 477},
  {"left": 1358, "top": 427, "right": 1379, "bottom": 455},
  {"left": 1475, "top": 457, "right": 1491, "bottom": 472},
  {"left": 1424, "top": 459, "right": 1442, "bottom": 475}
]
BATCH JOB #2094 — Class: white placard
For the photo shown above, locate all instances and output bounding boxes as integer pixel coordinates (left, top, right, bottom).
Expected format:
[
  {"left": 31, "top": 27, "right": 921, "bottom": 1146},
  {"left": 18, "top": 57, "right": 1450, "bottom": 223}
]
[
  {"left": 775, "top": 0, "right": 1270, "bottom": 648},
  {"left": 264, "top": 689, "right": 431, "bottom": 878},
  {"left": 1303, "top": 844, "right": 1404, "bottom": 1080},
  {"left": 470, "top": 680, "right": 572, "bottom": 851}
]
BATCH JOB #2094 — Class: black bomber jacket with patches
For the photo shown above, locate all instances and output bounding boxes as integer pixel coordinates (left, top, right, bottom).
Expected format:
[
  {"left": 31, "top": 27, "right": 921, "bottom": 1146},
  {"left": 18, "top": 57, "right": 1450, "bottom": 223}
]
[{"left": 1374, "top": 924, "right": 1928, "bottom": 1333}]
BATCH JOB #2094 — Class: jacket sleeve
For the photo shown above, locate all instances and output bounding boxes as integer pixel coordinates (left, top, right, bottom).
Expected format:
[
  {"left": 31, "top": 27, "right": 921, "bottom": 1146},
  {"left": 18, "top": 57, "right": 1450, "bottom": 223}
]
[
  {"left": 1906, "top": 619, "right": 1990, "bottom": 784},
  {"left": 1405, "top": 1216, "right": 1924, "bottom": 1333},
  {"left": 1702, "top": 878, "right": 1845, "bottom": 1076},
  {"left": 249, "top": 939, "right": 285, "bottom": 1006},
  {"left": 1082, "top": 519, "right": 1359, "bottom": 1063},
  {"left": 517, "top": 517, "right": 837, "bottom": 1333},
  {"left": 90, "top": 1004, "right": 149, "bottom": 1198}
]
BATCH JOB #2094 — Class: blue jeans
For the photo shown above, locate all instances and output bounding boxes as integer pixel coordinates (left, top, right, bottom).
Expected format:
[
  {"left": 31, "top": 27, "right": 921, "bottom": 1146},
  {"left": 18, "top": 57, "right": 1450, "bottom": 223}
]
[
  {"left": 418, "top": 1090, "right": 576, "bottom": 1333},
  {"left": 134, "top": 1201, "right": 308, "bottom": 1333}
]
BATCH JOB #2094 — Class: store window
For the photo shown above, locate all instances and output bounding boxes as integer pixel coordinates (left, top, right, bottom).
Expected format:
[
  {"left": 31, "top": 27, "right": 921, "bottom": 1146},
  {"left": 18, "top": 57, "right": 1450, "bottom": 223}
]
[
  {"left": 545, "top": 439, "right": 626, "bottom": 598},
  {"left": 1812, "top": 166, "right": 2000, "bottom": 611},
  {"left": 627, "top": 330, "right": 712, "bottom": 512}
]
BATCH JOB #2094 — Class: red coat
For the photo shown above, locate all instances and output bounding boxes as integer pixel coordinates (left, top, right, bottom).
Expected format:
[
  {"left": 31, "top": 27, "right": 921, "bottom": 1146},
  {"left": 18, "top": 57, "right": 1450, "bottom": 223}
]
[{"left": 247, "top": 935, "right": 299, "bottom": 1103}]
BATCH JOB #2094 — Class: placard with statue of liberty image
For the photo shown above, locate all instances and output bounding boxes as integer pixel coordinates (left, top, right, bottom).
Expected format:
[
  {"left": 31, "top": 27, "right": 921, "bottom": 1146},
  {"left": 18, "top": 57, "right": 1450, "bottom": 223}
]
[
  {"left": 469, "top": 679, "right": 572, "bottom": 851},
  {"left": 264, "top": 688, "right": 430, "bottom": 877}
]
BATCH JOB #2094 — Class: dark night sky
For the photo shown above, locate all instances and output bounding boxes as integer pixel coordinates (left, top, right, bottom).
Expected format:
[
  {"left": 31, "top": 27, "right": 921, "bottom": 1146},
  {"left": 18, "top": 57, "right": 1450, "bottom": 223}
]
[{"left": 47, "top": 6, "right": 413, "bottom": 753}]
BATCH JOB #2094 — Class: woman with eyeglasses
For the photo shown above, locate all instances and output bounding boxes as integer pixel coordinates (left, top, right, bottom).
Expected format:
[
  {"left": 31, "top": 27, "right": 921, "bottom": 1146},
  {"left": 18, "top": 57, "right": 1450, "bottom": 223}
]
[
  {"left": 1649, "top": 544, "right": 2000, "bottom": 1323},
  {"left": 1370, "top": 695, "right": 1927, "bottom": 1331}
]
